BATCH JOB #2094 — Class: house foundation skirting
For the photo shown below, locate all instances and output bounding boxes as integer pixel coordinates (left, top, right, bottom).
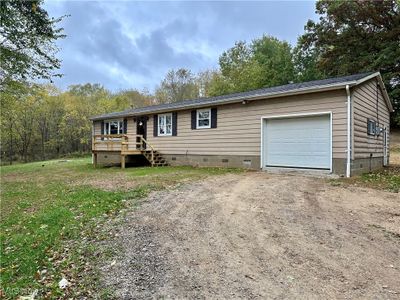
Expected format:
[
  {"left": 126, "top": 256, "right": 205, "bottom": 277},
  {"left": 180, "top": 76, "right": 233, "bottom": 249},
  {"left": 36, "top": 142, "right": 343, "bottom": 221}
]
[
  {"left": 94, "top": 152, "right": 385, "bottom": 176},
  {"left": 94, "top": 152, "right": 150, "bottom": 167},
  {"left": 163, "top": 154, "right": 261, "bottom": 170},
  {"left": 350, "top": 156, "right": 385, "bottom": 176},
  {"left": 165, "top": 155, "right": 385, "bottom": 176}
]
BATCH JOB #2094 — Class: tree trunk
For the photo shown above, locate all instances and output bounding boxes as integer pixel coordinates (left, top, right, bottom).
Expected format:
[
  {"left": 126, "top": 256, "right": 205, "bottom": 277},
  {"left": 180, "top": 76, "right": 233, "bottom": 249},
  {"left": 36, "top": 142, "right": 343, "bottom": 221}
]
[{"left": 9, "top": 117, "right": 13, "bottom": 165}]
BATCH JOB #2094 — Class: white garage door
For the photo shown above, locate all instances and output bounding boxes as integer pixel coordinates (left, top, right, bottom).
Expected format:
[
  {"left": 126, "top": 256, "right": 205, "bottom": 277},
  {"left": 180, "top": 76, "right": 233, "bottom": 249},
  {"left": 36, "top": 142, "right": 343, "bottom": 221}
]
[{"left": 263, "top": 114, "right": 331, "bottom": 169}]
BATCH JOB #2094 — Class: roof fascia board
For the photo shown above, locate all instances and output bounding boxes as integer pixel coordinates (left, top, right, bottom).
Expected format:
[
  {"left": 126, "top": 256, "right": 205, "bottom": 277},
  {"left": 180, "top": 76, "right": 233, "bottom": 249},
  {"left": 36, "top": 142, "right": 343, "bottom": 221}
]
[
  {"left": 354, "top": 72, "right": 380, "bottom": 85},
  {"left": 377, "top": 74, "right": 394, "bottom": 112},
  {"left": 353, "top": 72, "right": 393, "bottom": 112}
]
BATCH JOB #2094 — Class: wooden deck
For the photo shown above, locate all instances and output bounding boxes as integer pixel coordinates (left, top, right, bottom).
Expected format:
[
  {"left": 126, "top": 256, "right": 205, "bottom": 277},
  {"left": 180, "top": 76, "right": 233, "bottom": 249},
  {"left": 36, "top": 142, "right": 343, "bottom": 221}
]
[{"left": 92, "top": 134, "right": 167, "bottom": 168}]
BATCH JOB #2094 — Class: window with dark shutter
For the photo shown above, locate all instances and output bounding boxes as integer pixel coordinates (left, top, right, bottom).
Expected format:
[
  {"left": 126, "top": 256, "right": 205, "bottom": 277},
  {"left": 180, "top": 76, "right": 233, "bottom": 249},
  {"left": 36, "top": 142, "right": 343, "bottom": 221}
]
[
  {"left": 172, "top": 112, "right": 178, "bottom": 136},
  {"left": 211, "top": 108, "right": 217, "bottom": 128},
  {"left": 153, "top": 114, "right": 158, "bottom": 137},
  {"left": 123, "top": 118, "right": 127, "bottom": 134},
  {"left": 191, "top": 110, "right": 196, "bottom": 130},
  {"left": 196, "top": 108, "right": 211, "bottom": 129}
]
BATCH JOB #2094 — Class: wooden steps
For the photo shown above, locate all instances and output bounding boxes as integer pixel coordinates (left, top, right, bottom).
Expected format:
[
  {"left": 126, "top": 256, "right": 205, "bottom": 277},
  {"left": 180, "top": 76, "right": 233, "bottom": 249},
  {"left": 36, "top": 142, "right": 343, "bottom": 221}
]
[{"left": 142, "top": 150, "right": 169, "bottom": 167}]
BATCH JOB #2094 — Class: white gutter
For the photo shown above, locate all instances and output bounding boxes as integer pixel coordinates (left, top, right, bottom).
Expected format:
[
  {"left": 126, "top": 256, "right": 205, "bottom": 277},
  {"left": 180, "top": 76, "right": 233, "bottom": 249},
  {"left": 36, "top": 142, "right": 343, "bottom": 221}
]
[{"left": 346, "top": 85, "right": 352, "bottom": 178}]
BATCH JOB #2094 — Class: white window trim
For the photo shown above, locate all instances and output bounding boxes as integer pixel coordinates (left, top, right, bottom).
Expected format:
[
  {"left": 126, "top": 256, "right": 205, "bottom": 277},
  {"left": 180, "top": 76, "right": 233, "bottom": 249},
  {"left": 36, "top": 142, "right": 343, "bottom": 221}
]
[
  {"left": 104, "top": 119, "right": 124, "bottom": 136},
  {"left": 158, "top": 113, "right": 173, "bottom": 136},
  {"left": 196, "top": 108, "right": 211, "bottom": 129},
  {"left": 367, "top": 119, "right": 376, "bottom": 136}
]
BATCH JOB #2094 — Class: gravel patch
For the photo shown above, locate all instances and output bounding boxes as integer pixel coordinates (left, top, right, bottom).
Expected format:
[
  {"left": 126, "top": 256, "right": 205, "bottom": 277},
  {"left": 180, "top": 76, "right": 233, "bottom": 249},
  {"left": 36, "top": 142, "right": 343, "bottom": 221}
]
[{"left": 100, "top": 172, "right": 400, "bottom": 299}]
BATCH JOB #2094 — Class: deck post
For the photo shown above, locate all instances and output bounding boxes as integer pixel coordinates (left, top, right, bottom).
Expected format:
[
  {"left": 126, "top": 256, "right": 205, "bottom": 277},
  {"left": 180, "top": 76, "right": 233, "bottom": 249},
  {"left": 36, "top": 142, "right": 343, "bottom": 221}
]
[
  {"left": 93, "top": 153, "right": 98, "bottom": 168},
  {"left": 121, "top": 155, "right": 126, "bottom": 169}
]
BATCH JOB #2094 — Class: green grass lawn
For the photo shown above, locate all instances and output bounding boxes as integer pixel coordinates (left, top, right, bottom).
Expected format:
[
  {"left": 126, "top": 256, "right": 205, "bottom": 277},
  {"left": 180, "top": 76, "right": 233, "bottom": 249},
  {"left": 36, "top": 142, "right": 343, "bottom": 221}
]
[
  {"left": 358, "top": 166, "right": 400, "bottom": 193},
  {"left": 330, "top": 165, "right": 400, "bottom": 193},
  {"left": 0, "top": 157, "right": 241, "bottom": 299}
]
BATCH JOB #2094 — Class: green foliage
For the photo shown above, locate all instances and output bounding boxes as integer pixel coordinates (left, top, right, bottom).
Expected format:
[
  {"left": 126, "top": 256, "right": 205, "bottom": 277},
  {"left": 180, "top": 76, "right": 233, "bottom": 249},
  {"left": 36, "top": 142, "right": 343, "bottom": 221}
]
[
  {"left": 297, "top": 0, "right": 400, "bottom": 125},
  {"left": 0, "top": 83, "right": 153, "bottom": 164},
  {"left": 0, "top": 0, "right": 66, "bottom": 90},
  {"left": 155, "top": 68, "right": 199, "bottom": 103},
  {"left": 211, "top": 36, "right": 296, "bottom": 96},
  {"left": 360, "top": 167, "right": 400, "bottom": 193},
  {"left": 292, "top": 42, "right": 326, "bottom": 82},
  {"left": 156, "top": 37, "right": 297, "bottom": 100},
  {"left": 218, "top": 41, "right": 264, "bottom": 93},
  {"left": 252, "top": 36, "right": 295, "bottom": 87}
]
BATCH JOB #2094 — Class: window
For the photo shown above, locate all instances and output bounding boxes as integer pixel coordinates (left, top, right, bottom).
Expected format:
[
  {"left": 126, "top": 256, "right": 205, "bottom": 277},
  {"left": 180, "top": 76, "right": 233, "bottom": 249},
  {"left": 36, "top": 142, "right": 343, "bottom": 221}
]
[
  {"left": 197, "top": 108, "right": 211, "bottom": 129},
  {"left": 104, "top": 120, "right": 124, "bottom": 135},
  {"left": 158, "top": 113, "right": 172, "bottom": 136},
  {"left": 367, "top": 119, "right": 376, "bottom": 135}
]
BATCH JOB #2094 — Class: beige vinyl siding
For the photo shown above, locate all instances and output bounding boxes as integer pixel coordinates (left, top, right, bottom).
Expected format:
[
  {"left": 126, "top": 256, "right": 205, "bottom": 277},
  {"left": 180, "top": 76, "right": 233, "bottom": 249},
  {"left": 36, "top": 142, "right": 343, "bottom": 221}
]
[
  {"left": 352, "top": 79, "right": 390, "bottom": 159},
  {"left": 93, "top": 118, "right": 136, "bottom": 151},
  {"left": 146, "top": 89, "right": 348, "bottom": 158}
]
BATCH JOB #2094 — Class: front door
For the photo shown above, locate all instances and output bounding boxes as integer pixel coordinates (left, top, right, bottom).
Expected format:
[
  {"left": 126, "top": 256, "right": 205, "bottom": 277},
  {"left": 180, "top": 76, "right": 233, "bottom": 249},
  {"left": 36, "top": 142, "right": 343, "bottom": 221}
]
[{"left": 136, "top": 116, "right": 147, "bottom": 149}]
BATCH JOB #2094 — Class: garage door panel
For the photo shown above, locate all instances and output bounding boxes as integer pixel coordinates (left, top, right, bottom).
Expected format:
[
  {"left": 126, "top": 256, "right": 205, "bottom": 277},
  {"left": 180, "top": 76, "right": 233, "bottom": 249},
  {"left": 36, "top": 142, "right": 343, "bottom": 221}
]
[
  {"left": 264, "top": 115, "right": 331, "bottom": 169},
  {"left": 266, "top": 154, "right": 329, "bottom": 168}
]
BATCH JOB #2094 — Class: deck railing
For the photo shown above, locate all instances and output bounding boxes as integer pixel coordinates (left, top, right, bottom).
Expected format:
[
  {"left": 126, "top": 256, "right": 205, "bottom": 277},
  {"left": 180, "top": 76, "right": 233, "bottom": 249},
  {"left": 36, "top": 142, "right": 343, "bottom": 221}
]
[
  {"left": 92, "top": 134, "right": 155, "bottom": 166},
  {"left": 92, "top": 134, "right": 129, "bottom": 152}
]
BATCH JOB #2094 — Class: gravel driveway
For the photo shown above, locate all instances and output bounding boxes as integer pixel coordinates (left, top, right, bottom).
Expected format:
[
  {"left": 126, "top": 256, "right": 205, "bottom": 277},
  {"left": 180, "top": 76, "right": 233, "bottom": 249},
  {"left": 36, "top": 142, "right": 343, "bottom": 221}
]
[{"left": 101, "top": 172, "right": 400, "bottom": 299}]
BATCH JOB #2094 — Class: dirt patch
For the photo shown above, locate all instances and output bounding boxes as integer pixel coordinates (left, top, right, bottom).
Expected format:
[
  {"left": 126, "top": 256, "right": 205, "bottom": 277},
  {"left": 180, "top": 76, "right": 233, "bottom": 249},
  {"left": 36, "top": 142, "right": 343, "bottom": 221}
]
[
  {"left": 101, "top": 172, "right": 400, "bottom": 299},
  {"left": 74, "top": 174, "right": 140, "bottom": 191},
  {"left": 390, "top": 151, "right": 400, "bottom": 165}
]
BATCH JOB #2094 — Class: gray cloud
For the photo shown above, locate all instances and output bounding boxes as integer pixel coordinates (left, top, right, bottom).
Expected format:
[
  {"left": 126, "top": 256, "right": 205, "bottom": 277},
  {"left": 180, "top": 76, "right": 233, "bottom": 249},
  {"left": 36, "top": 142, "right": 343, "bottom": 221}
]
[{"left": 44, "top": 1, "right": 316, "bottom": 92}]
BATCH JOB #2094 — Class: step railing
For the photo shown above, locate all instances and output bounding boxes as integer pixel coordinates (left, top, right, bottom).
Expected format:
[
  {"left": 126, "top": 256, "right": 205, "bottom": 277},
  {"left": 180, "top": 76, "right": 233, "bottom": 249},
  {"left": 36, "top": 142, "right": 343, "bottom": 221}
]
[{"left": 138, "top": 135, "right": 155, "bottom": 166}]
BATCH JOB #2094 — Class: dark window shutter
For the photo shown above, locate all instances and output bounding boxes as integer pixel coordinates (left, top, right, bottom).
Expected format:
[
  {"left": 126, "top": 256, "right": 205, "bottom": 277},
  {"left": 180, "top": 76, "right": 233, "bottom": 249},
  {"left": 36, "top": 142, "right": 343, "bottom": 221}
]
[
  {"left": 101, "top": 121, "right": 105, "bottom": 140},
  {"left": 153, "top": 114, "right": 158, "bottom": 137},
  {"left": 211, "top": 108, "right": 217, "bottom": 128},
  {"left": 191, "top": 110, "right": 197, "bottom": 130},
  {"left": 172, "top": 112, "right": 178, "bottom": 136},
  {"left": 123, "top": 118, "right": 127, "bottom": 134}
]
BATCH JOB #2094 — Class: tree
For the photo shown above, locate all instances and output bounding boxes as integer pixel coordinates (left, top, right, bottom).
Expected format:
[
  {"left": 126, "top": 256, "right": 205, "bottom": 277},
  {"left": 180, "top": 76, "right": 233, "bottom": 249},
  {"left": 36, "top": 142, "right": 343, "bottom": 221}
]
[
  {"left": 297, "top": 0, "right": 400, "bottom": 125},
  {"left": 218, "top": 41, "right": 263, "bottom": 93},
  {"left": 0, "top": 82, "right": 153, "bottom": 163},
  {"left": 155, "top": 69, "right": 199, "bottom": 103},
  {"left": 252, "top": 35, "right": 295, "bottom": 87},
  {"left": 12, "top": 85, "right": 41, "bottom": 162},
  {"left": 213, "top": 36, "right": 296, "bottom": 96},
  {"left": 110, "top": 89, "right": 153, "bottom": 110},
  {"left": 0, "top": 81, "right": 29, "bottom": 164},
  {"left": 292, "top": 42, "right": 326, "bottom": 82},
  {"left": 0, "top": 0, "right": 66, "bottom": 90}
]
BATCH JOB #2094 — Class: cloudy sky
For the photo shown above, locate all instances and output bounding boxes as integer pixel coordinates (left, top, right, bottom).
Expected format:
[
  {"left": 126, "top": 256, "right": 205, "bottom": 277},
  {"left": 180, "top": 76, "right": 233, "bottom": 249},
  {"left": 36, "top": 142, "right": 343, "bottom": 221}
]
[{"left": 44, "top": 1, "right": 317, "bottom": 92}]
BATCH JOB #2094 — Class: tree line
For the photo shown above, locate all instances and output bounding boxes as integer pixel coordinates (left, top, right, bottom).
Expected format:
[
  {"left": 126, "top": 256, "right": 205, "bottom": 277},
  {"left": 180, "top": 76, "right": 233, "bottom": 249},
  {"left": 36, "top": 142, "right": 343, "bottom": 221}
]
[{"left": 1, "top": 0, "right": 399, "bottom": 164}]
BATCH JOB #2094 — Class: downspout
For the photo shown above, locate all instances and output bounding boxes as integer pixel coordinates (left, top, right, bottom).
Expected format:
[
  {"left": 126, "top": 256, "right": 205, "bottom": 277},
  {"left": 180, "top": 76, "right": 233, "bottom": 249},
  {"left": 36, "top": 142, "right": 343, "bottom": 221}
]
[{"left": 346, "top": 85, "right": 351, "bottom": 177}]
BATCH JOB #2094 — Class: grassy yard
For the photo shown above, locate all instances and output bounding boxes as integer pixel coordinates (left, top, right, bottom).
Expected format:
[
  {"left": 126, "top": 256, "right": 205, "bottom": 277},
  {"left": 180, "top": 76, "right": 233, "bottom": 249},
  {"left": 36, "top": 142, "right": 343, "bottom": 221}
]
[
  {"left": 330, "top": 149, "right": 400, "bottom": 193},
  {"left": 355, "top": 166, "right": 400, "bottom": 192},
  {"left": 0, "top": 157, "right": 241, "bottom": 299}
]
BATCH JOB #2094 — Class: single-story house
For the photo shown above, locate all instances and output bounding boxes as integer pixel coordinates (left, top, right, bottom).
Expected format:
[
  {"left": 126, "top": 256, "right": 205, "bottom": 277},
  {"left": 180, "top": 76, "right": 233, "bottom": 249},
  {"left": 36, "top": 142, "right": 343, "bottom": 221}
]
[{"left": 90, "top": 72, "right": 393, "bottom": 177}]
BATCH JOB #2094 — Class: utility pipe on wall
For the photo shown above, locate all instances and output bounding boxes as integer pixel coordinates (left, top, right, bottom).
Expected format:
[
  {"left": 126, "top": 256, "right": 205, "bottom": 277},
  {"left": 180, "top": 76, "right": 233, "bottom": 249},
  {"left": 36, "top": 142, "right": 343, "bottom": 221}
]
[{"left": 346, "top": 85, "right": 351, "bottom": 178}]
